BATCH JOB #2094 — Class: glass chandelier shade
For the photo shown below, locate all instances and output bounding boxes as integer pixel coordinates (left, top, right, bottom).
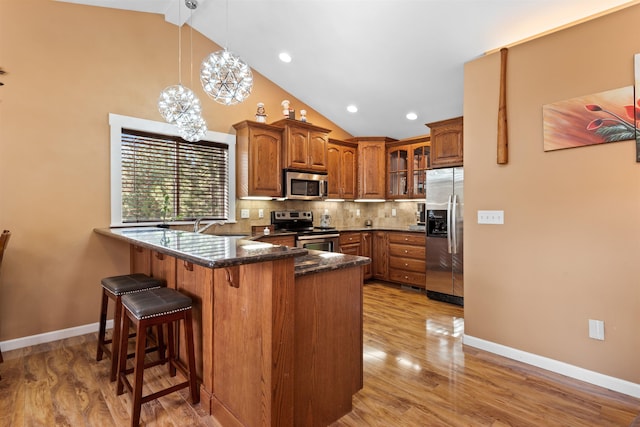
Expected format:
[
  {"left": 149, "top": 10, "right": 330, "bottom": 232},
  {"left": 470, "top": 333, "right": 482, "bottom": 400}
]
[
  {"left": 200, "top": 49, "right": 253, "bottom": 106},
  {"left": 158, "top": 84, "right": 201, "bottom": 124},
  {"left": 177, "top": 110, "right": 207, "bottom": 142}
]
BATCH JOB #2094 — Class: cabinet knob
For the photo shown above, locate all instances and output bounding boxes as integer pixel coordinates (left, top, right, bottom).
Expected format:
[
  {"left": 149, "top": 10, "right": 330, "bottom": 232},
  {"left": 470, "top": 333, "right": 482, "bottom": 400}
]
[
  {"left": 405, "top": 263, "right": 409, "bottom": 267},
  {"left": 404, "top": 250, "right": 408, "bottom": 253}
]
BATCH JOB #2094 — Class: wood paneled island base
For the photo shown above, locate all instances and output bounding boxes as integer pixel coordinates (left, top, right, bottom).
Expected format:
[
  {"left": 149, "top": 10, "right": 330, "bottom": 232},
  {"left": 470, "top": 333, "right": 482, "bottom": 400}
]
[{"left": 95, "top": 228, "right": 366, "bottom": 427}]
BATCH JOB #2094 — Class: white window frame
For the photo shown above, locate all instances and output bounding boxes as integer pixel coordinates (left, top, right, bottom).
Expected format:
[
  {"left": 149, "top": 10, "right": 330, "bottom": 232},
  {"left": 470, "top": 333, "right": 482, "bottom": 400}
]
[{"left": 109, "top": 113, "right": 236, "bottom": 227}]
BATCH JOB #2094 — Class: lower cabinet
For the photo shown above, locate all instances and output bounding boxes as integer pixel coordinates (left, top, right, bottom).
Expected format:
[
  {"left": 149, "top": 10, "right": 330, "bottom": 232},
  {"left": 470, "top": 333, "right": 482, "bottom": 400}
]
[
  {"left": 256, "top": 234, "right": 296, "bottom": 247},
  {"left": 387, "top": 232, "right": 426, "bottom": 288},
  {"left": 370, "top": 231, "right": 425, "bottom": 288},
  {"left": 339, "top": 231, "right": 373, "bottom": 280},
  {"left": 339, "top": 232, "right": 361, "bottom": 255},
  {"left": 372, "top": 232, "right": 389, "bottom": 281},
  {"left": 361, "top": 232, "right": 372, "bottom": 280}
]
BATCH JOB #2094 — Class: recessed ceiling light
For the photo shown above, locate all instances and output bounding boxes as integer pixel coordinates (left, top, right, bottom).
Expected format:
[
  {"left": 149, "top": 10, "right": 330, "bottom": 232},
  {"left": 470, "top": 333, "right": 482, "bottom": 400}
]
[
  {"left": 279, "top": 52, "right": 292, "bottom": 63},
  {"left": 347, "top": 105, "right": 358, "bottom": 113},
  {"left": 406, "top": 112, "right": 418, "bottom": 120}
]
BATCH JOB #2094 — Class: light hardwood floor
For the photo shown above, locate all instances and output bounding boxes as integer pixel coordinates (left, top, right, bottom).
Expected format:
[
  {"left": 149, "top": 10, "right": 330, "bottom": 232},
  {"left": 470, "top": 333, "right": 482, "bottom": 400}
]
[{"left": 1, "top": 282, "right": 638, "bottom": 426}]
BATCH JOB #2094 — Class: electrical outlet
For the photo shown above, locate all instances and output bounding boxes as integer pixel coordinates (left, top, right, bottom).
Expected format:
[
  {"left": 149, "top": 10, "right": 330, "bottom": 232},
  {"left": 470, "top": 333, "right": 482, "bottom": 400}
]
[
  {"left": 356, "top": 209, "right": 360, "bottom": 217},
  {"left": 391, "top": 208, "right": 397, "bottom": 217},
  {"left": 258, "top": 209, "right": 264, "bottom": 219},
  {"left": 477, "top": 210, "right": 504, "bottom": 224},
  {"left": 588, "top": 319, "right": 605, "bottom": 340},
  {"left": 240, "top": 209, "right": 250, "bottom": 219}
]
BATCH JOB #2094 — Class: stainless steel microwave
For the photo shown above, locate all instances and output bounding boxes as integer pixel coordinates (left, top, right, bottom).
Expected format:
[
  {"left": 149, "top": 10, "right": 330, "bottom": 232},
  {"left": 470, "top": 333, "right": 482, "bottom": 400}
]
[{"left": 283, "top": 170, "right": 327, "bottom": 200}]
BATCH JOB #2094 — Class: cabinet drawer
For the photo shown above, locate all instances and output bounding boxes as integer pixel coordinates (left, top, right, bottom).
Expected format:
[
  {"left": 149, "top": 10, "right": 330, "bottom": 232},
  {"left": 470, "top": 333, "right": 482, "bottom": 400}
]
[
  {"left": 258, "top": 235, "right": 295, "bottom": 247},
  {"left": 340, "top": 243, "right": 360, "bottom": 256},
  {"left": 388, "top": 232, "right": 425, "bottom": 246},
  {"left": 389, "top": 243, "right": 425, "bottom": 259},
  {"left": 339, "top": 232, "right": 361, "bottom": 245},
  {"left": 389, "top": 256, "right": 425, "bottom": 273},
  {"left": 388, "top": 269, "right": 426, "bottom": 287}
]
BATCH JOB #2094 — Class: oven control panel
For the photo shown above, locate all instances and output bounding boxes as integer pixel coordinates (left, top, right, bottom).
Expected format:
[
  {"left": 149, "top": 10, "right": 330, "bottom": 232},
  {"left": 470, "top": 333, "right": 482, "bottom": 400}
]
[{"left": 272, "top": 211, "right": 313, "bottom": 221}]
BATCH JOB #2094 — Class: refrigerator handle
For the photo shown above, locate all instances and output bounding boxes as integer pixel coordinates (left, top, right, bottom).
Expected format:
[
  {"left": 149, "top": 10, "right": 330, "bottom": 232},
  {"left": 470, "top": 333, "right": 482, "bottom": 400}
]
[
  {"left": 447, "top": 194, "right": 453, "bottom": 254},
  {"left": 452, "top": 194, "right": 458, "bottom": 254}
]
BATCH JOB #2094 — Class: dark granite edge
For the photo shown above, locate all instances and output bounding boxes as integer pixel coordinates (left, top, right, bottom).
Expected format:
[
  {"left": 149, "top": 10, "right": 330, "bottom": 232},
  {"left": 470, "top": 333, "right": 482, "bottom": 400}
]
[
  {"left": 94, "top": 228, "right": 307, "bottom": 269},
  {"left": 294, "top": 250, "right": 371, "bottom": 277}
]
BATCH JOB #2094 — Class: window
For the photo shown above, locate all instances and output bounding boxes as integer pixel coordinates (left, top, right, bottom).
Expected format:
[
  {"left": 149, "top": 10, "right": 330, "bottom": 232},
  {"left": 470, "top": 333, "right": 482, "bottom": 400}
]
[{"left": 109, "top": 114, "right": 236, "bottom": 226}]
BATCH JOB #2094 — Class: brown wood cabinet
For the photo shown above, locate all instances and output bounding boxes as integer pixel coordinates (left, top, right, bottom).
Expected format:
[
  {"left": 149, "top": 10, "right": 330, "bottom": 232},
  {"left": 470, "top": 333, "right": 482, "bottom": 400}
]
[
  {"left": 340, "top": 231, "right": 373, "bottom": 280},
  {"left": 388, "top": 232, "right": 426, "bottom": 288},
  {"left": 349, "top": 137, "right": 396, "bottom": 200},
  {"left": 372, "top": 231, "right": 389, "bottom": 280},
  {"left": 327, "top": 139, "right": 357, "bottom": 199},
  {"left": 361, "top": 231, "right": 372, "bottom": 280},
  {"left": 272, "top": 119, "right": 330, "bottom": 172},
  {"left": 233, "top": 120, "right": 283, "bottom": 198},
  {"left": 339, "top": 231, "right": 361, "bottom": 256},
  {"left": 426, "top": 117, "right": 463, "bottom": 168},
  {"left": 257, "top": 234, "right": 296, "bottom": 247},
  {"left": 386, "top": 136, "right": 430, "bottom": 199}
]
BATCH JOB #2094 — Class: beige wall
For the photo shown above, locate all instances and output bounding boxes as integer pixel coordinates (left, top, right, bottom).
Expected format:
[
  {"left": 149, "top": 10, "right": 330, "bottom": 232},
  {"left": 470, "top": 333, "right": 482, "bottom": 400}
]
[
  {"left": 0, "top": 0, "right": 352, "bottom": 341},
  {"left": 464, "top": 5, "right": 640, "bottom": 382}
]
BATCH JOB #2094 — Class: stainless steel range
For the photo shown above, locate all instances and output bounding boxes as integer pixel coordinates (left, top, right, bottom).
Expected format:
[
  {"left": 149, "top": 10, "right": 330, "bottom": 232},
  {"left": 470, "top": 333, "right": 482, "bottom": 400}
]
[{"left": 271, "top": 210, "right": 339, "bottom": 252}]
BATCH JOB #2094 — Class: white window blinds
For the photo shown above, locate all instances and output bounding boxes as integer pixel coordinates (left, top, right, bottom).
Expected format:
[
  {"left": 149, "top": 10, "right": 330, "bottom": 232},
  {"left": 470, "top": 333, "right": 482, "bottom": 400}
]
[{"left": 120, "top": 128, "right": 229, "bottom": 223}]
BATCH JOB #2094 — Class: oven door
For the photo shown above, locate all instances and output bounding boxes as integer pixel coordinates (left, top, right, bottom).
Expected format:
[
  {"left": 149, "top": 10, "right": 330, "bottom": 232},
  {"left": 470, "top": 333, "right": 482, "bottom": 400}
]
[{"left": 296, "top": 234, "right": 339, "bottom": 252}]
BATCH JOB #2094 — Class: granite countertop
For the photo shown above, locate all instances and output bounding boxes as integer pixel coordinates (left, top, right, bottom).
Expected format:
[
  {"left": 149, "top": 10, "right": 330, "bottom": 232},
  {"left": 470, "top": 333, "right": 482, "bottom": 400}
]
[
  {"left": 95, "top": 227, "right": 370, "bottom": 275},
  {"left": 94, "top": 227, "right": 307, "bottom": 269},
  {"left": 294, "top": 250, "right": 370, "bottom": 277}
]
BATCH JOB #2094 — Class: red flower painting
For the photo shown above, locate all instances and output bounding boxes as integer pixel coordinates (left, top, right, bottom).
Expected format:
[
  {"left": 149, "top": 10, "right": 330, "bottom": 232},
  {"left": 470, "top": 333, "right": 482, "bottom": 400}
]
[{"left": 543, "top": 86, "right": 635, "bottom": 152}]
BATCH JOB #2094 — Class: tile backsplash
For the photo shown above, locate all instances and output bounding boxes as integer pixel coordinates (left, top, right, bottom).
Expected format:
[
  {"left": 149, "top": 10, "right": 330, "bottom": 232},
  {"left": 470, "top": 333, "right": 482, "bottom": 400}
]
[{"left": 228, "top": 200, "right": 423, "bottom": 233}]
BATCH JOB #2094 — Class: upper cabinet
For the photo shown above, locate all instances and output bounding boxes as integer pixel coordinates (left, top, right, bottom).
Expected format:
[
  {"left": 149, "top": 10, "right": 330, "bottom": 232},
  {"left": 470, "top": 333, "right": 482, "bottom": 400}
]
[
  {"left": 425, "top": 117, "right": 463, "bottom": 168},
  {"left": 386, "top": 135, "right": 430, "bottom": 199},
  {"left": 272, "top": 119, "right": 330, "bottom": 172},
  {"left": 327, "top": 139, "right": 357, "bottom": 200},
  {"left": 233, "top": 120, "right": 283, "bottom": 198},
  {"left": 349, "top": 137, "right": 397, "bottom": 200}
]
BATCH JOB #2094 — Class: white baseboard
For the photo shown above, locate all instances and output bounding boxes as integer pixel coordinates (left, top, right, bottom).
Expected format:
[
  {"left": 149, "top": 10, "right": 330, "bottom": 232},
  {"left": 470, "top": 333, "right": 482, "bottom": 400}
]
[
  {"left": 463, "top": 334, "right": 640, "bottom": 398},
  {"left": 0, "top": 320, "right": 113, "bottom": 353}
]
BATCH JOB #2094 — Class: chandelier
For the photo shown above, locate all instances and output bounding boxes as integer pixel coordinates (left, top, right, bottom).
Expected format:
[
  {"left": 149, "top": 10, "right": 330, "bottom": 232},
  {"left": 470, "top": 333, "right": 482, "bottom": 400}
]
[
  {"left": 200, "top": 49, "right": 253, "bottom": 106},
  {"left": 158, "top": 0, "right": 207, "bottom": 142},
  {"left": 200, "top": 0, "right": 253, "bottom": 105}
]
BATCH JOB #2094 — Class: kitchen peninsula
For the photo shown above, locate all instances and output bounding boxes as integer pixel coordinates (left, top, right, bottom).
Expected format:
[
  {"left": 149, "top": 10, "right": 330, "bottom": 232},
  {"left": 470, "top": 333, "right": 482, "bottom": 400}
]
[{"left": 94, "top": 227, "right": 369, "bottom": 427}]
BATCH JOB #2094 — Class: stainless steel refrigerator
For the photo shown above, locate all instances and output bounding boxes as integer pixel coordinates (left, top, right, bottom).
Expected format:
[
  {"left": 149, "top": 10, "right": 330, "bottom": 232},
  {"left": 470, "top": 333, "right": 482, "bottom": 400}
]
[{"left": 425, "top": 167, "right": 463, "bottom": 306}]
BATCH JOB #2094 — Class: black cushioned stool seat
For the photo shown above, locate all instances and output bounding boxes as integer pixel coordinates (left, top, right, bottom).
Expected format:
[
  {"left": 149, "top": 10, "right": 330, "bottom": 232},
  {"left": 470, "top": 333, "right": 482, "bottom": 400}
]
[
  {"left": 117, "top": 287, "right": 199, "bottom": 427},
  {"left": 96, "top": 273, "right": 165, "bottom": 382}
]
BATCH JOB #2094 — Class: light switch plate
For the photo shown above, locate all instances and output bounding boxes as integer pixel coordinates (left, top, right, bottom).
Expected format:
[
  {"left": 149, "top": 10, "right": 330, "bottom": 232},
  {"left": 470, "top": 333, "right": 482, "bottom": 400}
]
[
  {"left": 240, "top": 209, "right": 250, "bottom": 219},
  {"left": 258, "top": 209, "right": 264, "bottom": 219},
  {"left": 588, "top": 319, "right": 605, "bottom": 340},
  {"left": 391, "top": 208, "right": 397, "bottom": 217},
  {"left": 477, "top": 210, "right": 504, "bottom": 224}
]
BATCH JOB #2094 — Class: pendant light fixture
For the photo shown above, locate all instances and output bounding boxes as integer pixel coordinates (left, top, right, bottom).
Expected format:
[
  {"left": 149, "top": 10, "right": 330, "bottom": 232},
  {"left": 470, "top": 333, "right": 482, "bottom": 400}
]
[
  {"left": 158, "top": 0, "right": 207, "bottom": 142},
  {"left": 200, "top": 0, "right": 253, "bottom": 105}
]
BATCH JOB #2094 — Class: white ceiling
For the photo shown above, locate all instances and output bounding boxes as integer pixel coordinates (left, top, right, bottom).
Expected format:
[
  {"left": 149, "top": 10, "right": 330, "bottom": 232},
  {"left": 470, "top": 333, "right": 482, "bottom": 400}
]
[{"left": 60, "top": 0, "right": 635, "bottom": 139}]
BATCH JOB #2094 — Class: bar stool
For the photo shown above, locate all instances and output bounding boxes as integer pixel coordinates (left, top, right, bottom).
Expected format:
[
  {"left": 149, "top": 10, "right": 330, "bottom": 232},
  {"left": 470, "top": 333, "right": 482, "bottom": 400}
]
[
  {"left": 96, "top": 273, "right": 165, "bottom": 382},
  {"left": 117, "top": 287, "right": 199, "bottom": 427}
]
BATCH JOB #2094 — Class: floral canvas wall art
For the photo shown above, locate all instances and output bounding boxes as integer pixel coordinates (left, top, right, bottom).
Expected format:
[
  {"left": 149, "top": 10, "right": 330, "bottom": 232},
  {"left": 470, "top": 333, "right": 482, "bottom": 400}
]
[
  {"left": 543, "top": 85, "right": 635, "bottom": 152},
  {"left": 635, "top": 53, "right": 640, "bottom": 162}
]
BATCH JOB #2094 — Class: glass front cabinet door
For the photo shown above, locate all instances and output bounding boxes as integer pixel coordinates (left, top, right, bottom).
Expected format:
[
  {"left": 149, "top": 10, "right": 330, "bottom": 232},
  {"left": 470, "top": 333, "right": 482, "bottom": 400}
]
[{"left": 386, "top": 136, "right": 430, "bottom": 199}]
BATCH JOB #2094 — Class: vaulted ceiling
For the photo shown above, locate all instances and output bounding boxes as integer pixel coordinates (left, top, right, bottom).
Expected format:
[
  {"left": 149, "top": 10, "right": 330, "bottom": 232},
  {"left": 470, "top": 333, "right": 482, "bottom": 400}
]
[{"left": 59, "top": 0, "right": 635, "bottom": 139}]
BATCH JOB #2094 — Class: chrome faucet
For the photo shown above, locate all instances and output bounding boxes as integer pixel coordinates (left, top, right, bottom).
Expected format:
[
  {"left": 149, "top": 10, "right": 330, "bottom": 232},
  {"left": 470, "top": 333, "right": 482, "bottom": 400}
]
[{"left": 193, "top": 217, "right": 225, "bottom": 233}]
